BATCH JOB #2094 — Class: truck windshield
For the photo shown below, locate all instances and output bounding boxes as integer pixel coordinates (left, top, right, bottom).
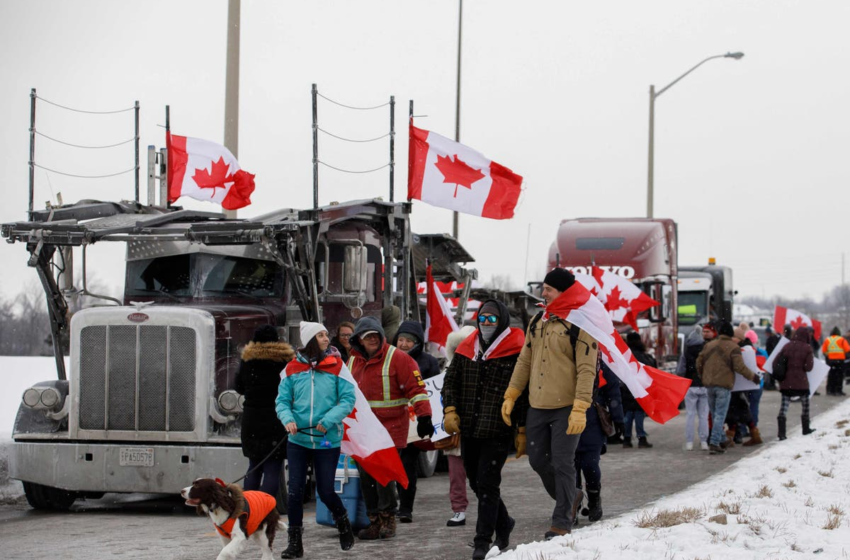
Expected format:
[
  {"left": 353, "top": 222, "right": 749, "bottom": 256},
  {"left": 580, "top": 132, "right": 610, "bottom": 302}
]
[
  {"left": 678, "top": 291, "right": 708, "bottom": 326},
  {"left": 126, "top": 254, "right": 284, "bottom": 299}
]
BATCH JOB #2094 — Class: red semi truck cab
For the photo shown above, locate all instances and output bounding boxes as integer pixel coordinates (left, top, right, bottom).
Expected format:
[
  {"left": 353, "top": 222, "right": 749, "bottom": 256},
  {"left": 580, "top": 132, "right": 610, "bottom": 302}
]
[{"left": 546, "top": 217, "right": 679, "bottom": 364}]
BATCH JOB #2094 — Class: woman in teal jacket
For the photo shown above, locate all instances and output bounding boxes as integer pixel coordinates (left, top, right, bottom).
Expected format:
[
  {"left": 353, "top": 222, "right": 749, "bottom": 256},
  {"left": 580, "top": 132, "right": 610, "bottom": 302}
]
[{"left": 276, "top": 321, "right": 356, "bottom": 558}]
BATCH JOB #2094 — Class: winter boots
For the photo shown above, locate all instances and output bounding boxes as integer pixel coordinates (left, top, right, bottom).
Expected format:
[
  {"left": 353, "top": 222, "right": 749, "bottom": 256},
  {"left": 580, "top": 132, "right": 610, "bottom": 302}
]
[
  {"left": 638, "top": 436, "right": 653, "bottom": 449},
  {"left": 622, "top": 437, "right": 633, "bottom": 448},
  {"left": 777, "top": 416, "right": 787, "bottom": 441},
  {"left": 280, "top": 527, "right": 304, "bottom": 559},
  {"left": 581, "top": 489, "right": 603, "bottom": 522},
  {"left": 724, "top": 429, "right": 736, "bottom": 448},
  {"left": 357, "top": 515, "right": 382, "bottom": 540},
  {"left": 493, "top": 516, "right": 516, "bottom": 551},
  {"left": 742, "top": 427, "right": 763, "bottom": 446},
  {"left": 335, "top": 513, "right": 355, "bottom": 551},
  {"left": 378, "top": 511, "right": 396, "bottom": 539},
  {"left": 802, "top": 416, "right": 816, "bottom": 435}
]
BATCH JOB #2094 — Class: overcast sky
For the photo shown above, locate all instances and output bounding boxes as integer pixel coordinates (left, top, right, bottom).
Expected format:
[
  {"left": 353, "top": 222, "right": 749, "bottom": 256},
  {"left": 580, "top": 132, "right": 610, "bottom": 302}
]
[{"left": 1, "top": 0, "right": 848, "bottom": 303}]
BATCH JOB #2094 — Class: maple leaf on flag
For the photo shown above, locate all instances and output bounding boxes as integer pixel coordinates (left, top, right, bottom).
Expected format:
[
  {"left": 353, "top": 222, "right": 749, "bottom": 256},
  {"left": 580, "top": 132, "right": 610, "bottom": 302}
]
[
  {"left": 192, "top": 156, "right": 234, "bottom": 196},
  {"left": 434, "top": 154, "right": 485, "bottom": 197},
  {"left": 790, "top": 316, "right": 808, "bottom": 330},
  {"left": 605, "top": 286, "right": 630, "bottom": 312}
]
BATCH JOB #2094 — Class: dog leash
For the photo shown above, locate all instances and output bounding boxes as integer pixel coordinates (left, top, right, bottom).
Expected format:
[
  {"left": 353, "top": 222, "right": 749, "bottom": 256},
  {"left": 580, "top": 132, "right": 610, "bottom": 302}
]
[{"left": 227, "top": 426, "right": 324, "bottom": 486}]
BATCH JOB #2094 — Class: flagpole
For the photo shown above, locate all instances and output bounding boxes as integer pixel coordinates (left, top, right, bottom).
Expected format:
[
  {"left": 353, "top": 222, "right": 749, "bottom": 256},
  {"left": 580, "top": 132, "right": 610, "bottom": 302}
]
[
  {"left": 223, "top": 0, "right": 240, "bottom": 219},
  {"left": 312, "top": 83, "right": 319, "bottom": 210},
  {"left": 452, "top": 0, "right": 463, "bottom": 240},
  {"left": 389, "top": 95, "right": 395, "bottom": 202}
]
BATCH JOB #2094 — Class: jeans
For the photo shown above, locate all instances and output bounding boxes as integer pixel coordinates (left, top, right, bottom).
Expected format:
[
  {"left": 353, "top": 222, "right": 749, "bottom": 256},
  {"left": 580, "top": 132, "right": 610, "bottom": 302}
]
[
  {"left": 526, "top": 406, "right": 580, "bottom": 530},
  {"left": 286, "top": 441, "right": 345, "bottom": 528},
  {"left": 574, "top": 449, "right": 601, "bottom": 492},
  {"left": 684, "top": 387, "right": 709, "bottom": 443},
  {"left": 243, "top": 456, "right": 284, "bottom": 498},
  {"left": 398, "top": 444, "right": 421, "bottom": 515},
  {"left": 706, "top": 387, "right": 732, "bottom": 446},
  {"left": 447, "top": 454, "right": 469, "bottom": 513},
  {"left": 462, "top": 436, "right": 512, "bottom": 547},
  {"left": 357, "top": 451, "right": 399, "bottom": 515},
  {"left": 744, "top": 387, "right": 763, "bottom": 426},
  {"left": 624, "top": 410, "right": 647, "bottom": 438}
]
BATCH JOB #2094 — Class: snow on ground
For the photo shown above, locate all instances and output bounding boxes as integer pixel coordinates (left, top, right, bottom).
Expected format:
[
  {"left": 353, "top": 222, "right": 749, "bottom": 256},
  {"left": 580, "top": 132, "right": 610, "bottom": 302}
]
[
  {"left": 0, "top": 356, "right": 67, "bottom": 503},
  {"left": 500, "top": 398, "right": 850, "bottom": 560}
]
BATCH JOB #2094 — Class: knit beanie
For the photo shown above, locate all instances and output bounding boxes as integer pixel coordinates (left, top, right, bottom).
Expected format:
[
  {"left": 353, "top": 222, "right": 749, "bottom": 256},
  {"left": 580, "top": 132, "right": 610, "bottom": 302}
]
[
  {"left": 745, "top": 330, "right": 759, "bottom": 345},
  {"left": 300, "top": 321, "right": 328, "bottom": 345},
  {"left": 253, "top": 325, "right": 279, "bottom": 343},
  {"left": 478, "top": 301, "right": 501, "bottom": 317},
  {"left": 719, "top": 321, "right": 735, "bottom": 337},
  {"left": 543, "top": 268, "right": 576, "bottom": 293}
]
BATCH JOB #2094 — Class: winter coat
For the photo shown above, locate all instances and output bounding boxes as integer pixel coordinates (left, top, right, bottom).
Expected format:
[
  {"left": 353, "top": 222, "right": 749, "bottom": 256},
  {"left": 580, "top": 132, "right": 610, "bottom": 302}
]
[
  {"left": 777, "top": 328, "right": 814, "bottom": 396},
  {"left": 443, "top": 322, "right": 529, "bottom": 439},
  {"left": 275, "top": 350, "right": 356, "bottom": 449},
  {"left": 393, "top": 320, "right": 441, "bottom": 380},
  {"left": 330, "top": 337, "right": 350, "bottom": 363},
  {"left": 765, "top": 333, "right": 781, "bottom": 356},
  {"left": 696, "top": 335, "right": 758, "bottom": 390},
  {"left": 509, "top": 313, "right": 598, "bottom": 409},
  {"left": 235, "top": 341, "right": 295, "bottom": 460},
  {"left": 821, "top": 335, "right": 850, "bottom": 362},
  {"left": 348, "top": 316, "right": 432, "bottom": 448},
  {"left": 621, "top": 341, "right": 657, "bottom": 413},
  {"left": 676, "top": 327, "right": 706, "bottom": 388},
  {"left": 576, "top": 364, "right": 624, "bottom": 455}
]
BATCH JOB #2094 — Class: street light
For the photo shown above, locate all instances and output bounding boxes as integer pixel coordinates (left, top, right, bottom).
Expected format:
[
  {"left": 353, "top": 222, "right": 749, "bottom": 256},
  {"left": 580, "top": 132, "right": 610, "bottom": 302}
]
[{"left": 646, "top": 52, "right": 744, "bottom": 218}]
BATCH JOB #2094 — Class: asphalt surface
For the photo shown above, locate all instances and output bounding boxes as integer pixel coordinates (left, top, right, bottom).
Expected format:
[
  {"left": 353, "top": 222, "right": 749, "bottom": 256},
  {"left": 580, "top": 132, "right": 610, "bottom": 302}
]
[{"left": 0, "top": 384, "right": 846, "bottom": 560}]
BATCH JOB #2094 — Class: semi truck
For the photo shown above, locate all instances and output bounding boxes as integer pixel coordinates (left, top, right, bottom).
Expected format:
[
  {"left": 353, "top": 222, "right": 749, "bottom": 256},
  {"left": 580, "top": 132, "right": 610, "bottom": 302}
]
[
  {"left": 545, "top": 217, "right": 679, "bottom": 363},
  {"left": 678, "top": 261, "right": 735, "bottom": 328}
]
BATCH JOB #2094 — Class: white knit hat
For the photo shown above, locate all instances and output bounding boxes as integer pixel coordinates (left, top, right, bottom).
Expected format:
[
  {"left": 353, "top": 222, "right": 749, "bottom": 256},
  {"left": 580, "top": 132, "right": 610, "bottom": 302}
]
[{"left": 299, "top": 321, "right": 328, "bottom": 345}]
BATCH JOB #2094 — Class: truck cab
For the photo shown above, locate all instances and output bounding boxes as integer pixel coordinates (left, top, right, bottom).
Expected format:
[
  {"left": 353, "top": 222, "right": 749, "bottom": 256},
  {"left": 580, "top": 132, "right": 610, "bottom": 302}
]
[{"left": 678, "top": 263, "right": 735, "bottom": 326}]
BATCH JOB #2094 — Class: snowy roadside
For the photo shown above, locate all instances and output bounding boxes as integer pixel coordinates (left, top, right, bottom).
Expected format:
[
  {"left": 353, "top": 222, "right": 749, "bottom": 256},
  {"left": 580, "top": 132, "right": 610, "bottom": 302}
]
[{"left": 500, "top": 398, "right": 850, "bottom": 560}]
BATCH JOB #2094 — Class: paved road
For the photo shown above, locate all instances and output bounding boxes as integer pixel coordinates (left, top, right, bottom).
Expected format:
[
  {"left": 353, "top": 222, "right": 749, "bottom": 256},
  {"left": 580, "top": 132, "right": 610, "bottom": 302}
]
[{"left": 0, "top": 387, "right": 845, "bottom": 560}]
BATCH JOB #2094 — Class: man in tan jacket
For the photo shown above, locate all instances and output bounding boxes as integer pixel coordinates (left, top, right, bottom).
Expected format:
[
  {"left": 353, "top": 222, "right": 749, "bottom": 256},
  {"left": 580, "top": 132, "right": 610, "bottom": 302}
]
[
  {"left": 696, "top": 321, "right": 759, "bottom": 454},
  {"left": 501, "top": 268, "right": 598, "bottom": 540}
]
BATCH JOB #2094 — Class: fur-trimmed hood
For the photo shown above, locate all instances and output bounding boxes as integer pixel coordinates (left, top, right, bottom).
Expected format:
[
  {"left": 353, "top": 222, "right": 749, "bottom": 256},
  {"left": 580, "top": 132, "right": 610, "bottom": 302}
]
[{"left": 241, "top": 341, "right": 295, "bottom": 363}]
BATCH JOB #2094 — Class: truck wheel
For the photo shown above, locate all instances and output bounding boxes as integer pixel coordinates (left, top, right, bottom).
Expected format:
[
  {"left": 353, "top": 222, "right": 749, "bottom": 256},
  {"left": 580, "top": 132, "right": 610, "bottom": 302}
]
[
  {"left": 417, "top": 450, "right": 439, "bottom": 478},
  {"left": 23, "top": 482, "right": 78, "bottom": 511}
]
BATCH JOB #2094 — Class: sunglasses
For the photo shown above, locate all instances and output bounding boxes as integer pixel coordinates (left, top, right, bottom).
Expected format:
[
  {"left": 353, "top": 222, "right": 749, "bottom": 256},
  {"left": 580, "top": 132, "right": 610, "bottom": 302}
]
[{"left": 478, "top": 315, "right": 498, "bottom": 324}]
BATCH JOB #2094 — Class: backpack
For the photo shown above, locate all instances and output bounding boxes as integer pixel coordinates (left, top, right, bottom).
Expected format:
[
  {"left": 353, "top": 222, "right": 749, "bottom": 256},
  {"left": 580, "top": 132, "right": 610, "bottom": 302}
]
[{"left": 771, "top": 353, "right": 787, "bottom": 382}]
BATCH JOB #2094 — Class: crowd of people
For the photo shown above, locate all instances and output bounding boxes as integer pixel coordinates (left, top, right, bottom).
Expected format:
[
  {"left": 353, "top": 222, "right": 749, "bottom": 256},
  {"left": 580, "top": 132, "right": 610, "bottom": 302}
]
[{"left": 232, "top": 268, "right": 849, "bottom": 559}]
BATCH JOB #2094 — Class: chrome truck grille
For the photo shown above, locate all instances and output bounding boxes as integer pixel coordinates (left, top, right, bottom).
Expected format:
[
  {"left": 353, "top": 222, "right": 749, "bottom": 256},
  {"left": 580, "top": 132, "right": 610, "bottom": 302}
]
[{"left": 78, "top": 325, "right": 197, "bottom": 432}]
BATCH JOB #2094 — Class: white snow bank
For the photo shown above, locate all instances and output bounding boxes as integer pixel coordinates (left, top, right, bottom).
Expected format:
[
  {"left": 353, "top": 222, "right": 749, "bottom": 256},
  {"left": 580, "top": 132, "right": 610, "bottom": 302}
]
[{"left": 501, "top": 399, "right": 850, "bottom": 560}]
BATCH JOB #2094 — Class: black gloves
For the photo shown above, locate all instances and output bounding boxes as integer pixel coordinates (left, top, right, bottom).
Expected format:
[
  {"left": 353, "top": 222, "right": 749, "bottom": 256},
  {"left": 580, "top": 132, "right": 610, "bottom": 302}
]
[{"left": 417, "top": 415, "right": 435, "bottom": 439}]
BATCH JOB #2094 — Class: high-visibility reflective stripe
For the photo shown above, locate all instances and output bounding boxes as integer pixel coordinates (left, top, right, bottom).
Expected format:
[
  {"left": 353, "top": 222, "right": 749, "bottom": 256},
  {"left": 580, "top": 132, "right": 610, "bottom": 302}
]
[
  {"left": 347, "top": 357, "right": 355, "bottom": 370},
  {"left": 409, "top": 393, "right": 429, "bottom": 404},
  {"left": 827, "top": 336, "right": 845, "bottom": 356},
  {"left": 382, "top": 346, "right": 396, "bottom": 402},
  {"left": 367, "top": 399, "right": 409, "bottom": 408}
]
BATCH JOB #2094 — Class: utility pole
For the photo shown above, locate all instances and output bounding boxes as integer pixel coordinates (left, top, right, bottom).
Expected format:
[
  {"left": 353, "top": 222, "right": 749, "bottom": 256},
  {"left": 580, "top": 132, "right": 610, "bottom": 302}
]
[{"left": 223, "top": 0, "right": 240, "bottom": 219}]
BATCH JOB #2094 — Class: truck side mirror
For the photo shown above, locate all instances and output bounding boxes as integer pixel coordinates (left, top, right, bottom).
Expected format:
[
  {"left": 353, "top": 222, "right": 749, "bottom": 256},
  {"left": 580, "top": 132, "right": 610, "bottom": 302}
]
[{"left": 343, "top": 245, "right": 367, "bottom": 293}]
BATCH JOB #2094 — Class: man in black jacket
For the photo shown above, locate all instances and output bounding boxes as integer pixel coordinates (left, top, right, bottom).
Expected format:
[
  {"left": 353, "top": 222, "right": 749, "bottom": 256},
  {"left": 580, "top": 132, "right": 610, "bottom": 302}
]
[
  {"left": 393, "top": 320, "right": 441, "bottom": 523},
  {"left": 442, "top": 300, "right": 528, "bottom": 560}
]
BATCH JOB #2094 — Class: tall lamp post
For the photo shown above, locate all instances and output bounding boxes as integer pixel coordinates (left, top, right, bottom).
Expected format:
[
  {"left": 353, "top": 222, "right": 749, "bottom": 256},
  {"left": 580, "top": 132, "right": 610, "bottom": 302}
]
[{"left": 646, "top": 52, "right": 744, "bottom": 218}]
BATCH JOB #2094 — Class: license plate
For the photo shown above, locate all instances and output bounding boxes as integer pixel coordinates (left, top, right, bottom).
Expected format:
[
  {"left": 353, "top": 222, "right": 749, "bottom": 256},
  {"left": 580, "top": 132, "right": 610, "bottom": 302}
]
[{"left": 119, "top": 447, "right": 154, "bottom": 467}]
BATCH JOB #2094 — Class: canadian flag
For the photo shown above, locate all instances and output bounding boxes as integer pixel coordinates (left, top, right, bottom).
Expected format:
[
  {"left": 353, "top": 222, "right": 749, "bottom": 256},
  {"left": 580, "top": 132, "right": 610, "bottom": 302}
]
[
  {"left": 167, "top": 133, "right": 256, "bottom": 210},
  {"left": 573, "top": 267, "right": 660, "bottom": 330},
  {"left": 408, "top": 125, "right": 522, "bottom": 219},
  {"left": 425, "top": 264, "right": 460, "bottom": 355},
  {"left": 544, "top": 281, "right": 691, "bottom": 423},
  {"left": 773, "top": 305, "right": 822, "bottom": 341},
  {"left": 285, "top": 357, "right": 408, "bottom": 488}
]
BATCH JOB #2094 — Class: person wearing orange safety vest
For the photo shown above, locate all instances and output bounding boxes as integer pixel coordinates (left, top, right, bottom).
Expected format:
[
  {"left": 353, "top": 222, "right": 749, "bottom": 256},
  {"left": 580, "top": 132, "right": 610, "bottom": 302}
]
[
  {"left": 821, "top": 327, "right": 849, "bottom": 396},
  {"left": 347, "top": 315, "right": 433, "bottom": 541}
]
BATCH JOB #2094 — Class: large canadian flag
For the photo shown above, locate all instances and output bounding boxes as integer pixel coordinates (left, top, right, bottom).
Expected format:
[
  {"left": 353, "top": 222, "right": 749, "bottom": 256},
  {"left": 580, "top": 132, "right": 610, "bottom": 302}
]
[
  {"left": 408, "top": 125, "right": 522, "bottom": 219},
  {"left": 425, "top": 264, "right": 460, "bottom": 355},
  {"left": 573, "top": 267, "right": 660, "bottom": 330},
  {"left": 167, "top": 133, "right": 256, "bottom": 210},
  {"left": 773, "top": 305, "right": 822, "bottom": 341},
  {"left": 285, "top": 356, "right": 408, "bottom": 488},
  {"left": 544, "top": 281, "right": 691, "bottom": 423}
]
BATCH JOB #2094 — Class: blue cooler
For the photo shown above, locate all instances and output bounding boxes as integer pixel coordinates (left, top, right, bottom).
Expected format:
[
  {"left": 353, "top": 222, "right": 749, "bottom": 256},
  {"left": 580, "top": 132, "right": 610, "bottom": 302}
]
[{"left": 315, "top": 454, "right": 370, "bottom": 530}]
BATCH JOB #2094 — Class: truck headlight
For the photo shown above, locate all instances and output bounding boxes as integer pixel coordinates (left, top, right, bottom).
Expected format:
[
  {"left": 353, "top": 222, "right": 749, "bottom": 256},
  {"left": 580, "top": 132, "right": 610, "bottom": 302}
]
[
  {"left": 218, "top": 390, "right": 242, "bottom": 413},
  {"left": 40, "top": 387, "right": 61, "bottom": 408},
  {"left": 22, "top": 388, "right": 41, "bottom": 408}
]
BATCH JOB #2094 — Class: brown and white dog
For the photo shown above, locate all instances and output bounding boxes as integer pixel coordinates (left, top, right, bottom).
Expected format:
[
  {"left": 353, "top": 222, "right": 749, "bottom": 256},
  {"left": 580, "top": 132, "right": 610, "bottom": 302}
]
[{"left": 182, "top": 478, "right": 281, "bottom": 560}]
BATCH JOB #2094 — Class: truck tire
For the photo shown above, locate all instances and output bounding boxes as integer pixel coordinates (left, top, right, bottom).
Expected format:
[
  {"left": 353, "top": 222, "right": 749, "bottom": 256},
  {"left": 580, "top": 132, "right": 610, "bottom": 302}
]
[
  {"left": 23, "top": 482, "right": 78, "bottom": 511},
  {"left": 417, "top": 449, "right": 439, "bottom": 478}
]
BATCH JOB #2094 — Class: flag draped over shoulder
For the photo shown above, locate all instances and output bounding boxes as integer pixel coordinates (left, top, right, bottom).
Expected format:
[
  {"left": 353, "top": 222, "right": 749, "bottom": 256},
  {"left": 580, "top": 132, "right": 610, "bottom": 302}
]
[
  {"left": 408, "top": 125, "right": 522, "bottom": 219},
  {"left": 425, "top": 264, "right": 460, "bottom": 354},
  {"left": 544, "top": 280, "right": 691, "bottom": 424},
  {"left": 573, "top": 266, "right": 660, "bottom": 330},
  {"left": 773, "top": 305, "right": 822, "bottom": 340},
  {"left": 167, "top": 133, "right": 255, "bottom": 210}
]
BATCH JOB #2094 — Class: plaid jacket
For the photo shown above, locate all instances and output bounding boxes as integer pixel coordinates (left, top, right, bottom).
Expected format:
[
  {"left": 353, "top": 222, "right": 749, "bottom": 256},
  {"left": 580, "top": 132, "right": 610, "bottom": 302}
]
[{"left": 442, "top": 350, "right": 529, "bottom": 439}]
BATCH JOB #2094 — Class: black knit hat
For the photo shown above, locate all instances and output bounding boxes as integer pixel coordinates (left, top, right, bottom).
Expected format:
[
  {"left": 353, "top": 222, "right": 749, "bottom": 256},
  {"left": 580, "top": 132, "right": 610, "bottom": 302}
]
[
  {"left": 719, "top": 321, "right": 735, "bottom": 337},
  {"left": 253, "top": 324, "right": 279, "bottom": 343},
  {"left": 626, "top": 331, "right": 642, "bottom": 345},
  {"left": 543, "top": 268, "right": 575, "bottom": 293},
  {"left": 479, "top": 300, "right": 501, "bottom": 317}
]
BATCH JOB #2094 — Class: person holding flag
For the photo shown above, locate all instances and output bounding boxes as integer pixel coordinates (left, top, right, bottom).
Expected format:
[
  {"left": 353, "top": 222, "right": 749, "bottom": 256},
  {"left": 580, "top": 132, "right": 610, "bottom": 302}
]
[
  {"left": 503, "top": 268, "right": 599, "bottom": 541},
  {"left": 442, "top": 300, "right": 528, "bottom": 559},
  {"left": 347, "top": 316, "right": 433, "bottom": 541},
  {"left": 276, "top": 322, "right": 357, "bottom": 558}
]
